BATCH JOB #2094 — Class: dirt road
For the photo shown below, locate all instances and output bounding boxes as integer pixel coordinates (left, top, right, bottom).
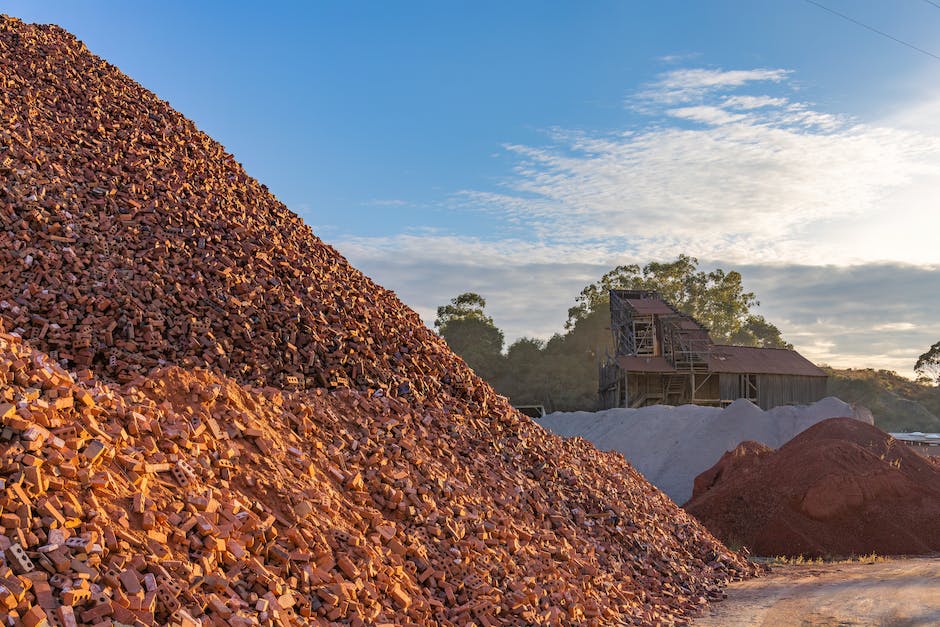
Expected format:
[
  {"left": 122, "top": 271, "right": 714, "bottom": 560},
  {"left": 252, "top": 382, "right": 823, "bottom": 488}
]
[{"left": 694, "top": 557, "right": 940, "bottom": 626}]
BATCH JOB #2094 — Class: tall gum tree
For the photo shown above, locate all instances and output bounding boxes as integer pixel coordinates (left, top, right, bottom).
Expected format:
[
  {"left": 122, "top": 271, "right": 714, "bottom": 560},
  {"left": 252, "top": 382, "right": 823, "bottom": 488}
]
[{"left": 434, "top": 293, "right": 504, "bottom": 381}]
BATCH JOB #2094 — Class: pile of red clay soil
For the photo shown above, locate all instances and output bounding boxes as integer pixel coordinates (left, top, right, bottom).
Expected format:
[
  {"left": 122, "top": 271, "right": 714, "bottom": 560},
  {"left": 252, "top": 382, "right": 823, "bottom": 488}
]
[
  {"left": 685, "top": 417, "right": 940, "bottom": 558},
  {"left": 0, "top": 15, "right": 755, "bottom": 626},
  {"left": 690, "top": 440, "right": 773, "bottom": 501}
]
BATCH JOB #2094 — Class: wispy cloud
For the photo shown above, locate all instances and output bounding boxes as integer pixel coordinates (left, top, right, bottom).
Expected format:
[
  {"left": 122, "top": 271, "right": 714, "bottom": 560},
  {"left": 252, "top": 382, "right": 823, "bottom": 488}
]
[
  {"left": 345, "top": 240, "right": 940, "bottom": 377},
  {"left": 450, "top": 66, "right": 940, "bottom": 266},
  {"left": 872, "top": 322, "right": 917, "bottom": 332},
  {"left": 721, "top": 95, "right": 789, "bottom": 110},
  {"left": 657, "top": 52, "right": 702, "bottom": 64},
  {"left": 734, "top": 263, "right": 940, "bottom": 375},
  {"left": 334, "top": 65, "right": 940, "bottom": 376},
  {"left": 667, "top": 105, "right": 747, "bottom": 125},
  {"left": 341, "top": 235, "right": 609, "bottom": 339},
  {"left": 636, "top": 67, "right": 791, "bottom": 105}
]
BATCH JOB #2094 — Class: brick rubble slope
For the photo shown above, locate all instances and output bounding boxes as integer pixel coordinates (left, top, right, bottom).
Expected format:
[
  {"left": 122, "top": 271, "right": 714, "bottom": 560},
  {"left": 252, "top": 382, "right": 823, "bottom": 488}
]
[{"left": 0, "top": 15, "right": 754, "bottom": 626}]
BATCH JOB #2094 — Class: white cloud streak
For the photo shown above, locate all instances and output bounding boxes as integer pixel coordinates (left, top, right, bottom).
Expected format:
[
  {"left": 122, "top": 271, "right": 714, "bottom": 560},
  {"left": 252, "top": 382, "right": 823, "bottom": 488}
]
[
  {"left": 334, "top": 66, "right": 940, "bottom": 376},
  {"left": 636, "top": 68, "right": 791, "bottom": 105},
  {"left": 463, "top": 70, "right": 940, "bottom": 266}
]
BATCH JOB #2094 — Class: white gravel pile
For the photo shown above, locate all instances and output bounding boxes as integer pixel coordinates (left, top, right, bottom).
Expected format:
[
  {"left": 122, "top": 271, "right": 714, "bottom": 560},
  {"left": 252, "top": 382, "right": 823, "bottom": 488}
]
[{"left": 537, "top": 397, "right": 873, "bottom": 504}]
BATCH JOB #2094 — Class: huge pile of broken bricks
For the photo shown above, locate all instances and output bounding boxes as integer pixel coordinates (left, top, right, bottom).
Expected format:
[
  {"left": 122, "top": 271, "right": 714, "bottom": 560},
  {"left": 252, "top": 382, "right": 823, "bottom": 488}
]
[
  {"left": 0, "top": 328, "right": 751, "bottom": 625},
  {"left": 0, "top": 14, "right": 756, "bottom": 626}
]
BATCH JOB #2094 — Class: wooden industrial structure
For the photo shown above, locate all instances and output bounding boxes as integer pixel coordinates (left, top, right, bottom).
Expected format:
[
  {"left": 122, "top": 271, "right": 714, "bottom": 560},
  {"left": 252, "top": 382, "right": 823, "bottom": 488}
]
[{"left": 599, "top": 290, "right": 827, "bottom": 410}]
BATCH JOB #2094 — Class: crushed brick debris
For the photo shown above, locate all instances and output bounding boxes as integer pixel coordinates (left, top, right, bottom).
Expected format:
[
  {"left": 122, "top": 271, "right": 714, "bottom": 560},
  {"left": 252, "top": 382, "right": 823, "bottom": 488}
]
[{"left": 0, "top": 14, "right": 755, "bottom": 625}]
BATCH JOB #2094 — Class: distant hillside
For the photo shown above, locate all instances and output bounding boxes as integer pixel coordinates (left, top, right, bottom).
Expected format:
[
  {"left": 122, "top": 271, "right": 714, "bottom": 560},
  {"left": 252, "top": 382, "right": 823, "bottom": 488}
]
[{"left": 824, "top": 368, "right": 940, "bottom": 432}]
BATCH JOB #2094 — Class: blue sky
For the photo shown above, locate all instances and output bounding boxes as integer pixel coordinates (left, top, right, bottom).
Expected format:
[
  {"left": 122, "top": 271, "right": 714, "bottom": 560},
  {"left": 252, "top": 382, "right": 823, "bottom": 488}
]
[{"left": 6, "top": 1, "right": 940, "bottom": 376}]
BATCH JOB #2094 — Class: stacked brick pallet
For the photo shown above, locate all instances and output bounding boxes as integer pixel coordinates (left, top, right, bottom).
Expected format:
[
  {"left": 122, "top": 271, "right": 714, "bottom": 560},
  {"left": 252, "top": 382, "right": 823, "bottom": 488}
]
[{"left": 0, "top": 15, "right": 754, "bottom": 625}]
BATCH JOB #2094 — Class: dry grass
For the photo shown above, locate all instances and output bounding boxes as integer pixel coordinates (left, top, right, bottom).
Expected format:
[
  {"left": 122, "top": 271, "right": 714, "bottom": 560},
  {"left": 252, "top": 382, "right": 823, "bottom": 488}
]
[{"left": 759, "top": 552, "right": 887, "bottom": 565}]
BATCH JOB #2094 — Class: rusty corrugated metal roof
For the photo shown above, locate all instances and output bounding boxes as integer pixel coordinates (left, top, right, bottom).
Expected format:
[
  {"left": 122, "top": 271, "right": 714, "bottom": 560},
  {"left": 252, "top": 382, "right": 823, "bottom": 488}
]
[
  {"left": 624, "top": 298, "right": 676, "bottom": 315},
  {"left": 615, "top": 346, "right": 826, "bottom": 377},
  {"left": 675, "top": 319, "right": 708, "bottom": 331},
  {"left": 707, "top": 345, "right": 827, "bottom": 377}
]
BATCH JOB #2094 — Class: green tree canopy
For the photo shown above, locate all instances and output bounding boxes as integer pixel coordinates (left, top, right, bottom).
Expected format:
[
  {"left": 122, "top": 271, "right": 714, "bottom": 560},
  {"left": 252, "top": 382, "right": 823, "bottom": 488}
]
[
  {"left": 435, "top": 292, "right": 493, "bottom": 329},
  {"left": 495, "top": 337, "right": 547, "bottom": 406},
  {"left": 434, "top": 293, "right": 504, "bottom": 380},
  {"left": 567, "top": 254, "right": 790, "bottom": 348},
  {"left": 915, "top": 341, "right": 940, "bottom": 384},
  {"left": 506, "top": 337, "right": 545, "bottom": 362},
  {"left": 435, "top": 259, "right": 792, "bottom": 413}
]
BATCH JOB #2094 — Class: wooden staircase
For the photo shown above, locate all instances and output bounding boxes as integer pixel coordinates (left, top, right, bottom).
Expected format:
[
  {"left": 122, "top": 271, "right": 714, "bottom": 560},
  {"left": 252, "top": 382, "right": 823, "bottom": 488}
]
[
  {"left": 663, "top": 374, "right": 688, "bottom": 404},
  {"left": 629, "top": 392, "right": 663, "bottom": 408}
]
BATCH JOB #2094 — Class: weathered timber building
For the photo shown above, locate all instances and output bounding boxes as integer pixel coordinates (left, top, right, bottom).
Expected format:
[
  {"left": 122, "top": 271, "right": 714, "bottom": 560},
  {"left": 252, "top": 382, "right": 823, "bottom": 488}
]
[{"left": 598, "top": 290, "right": 827, "bottom": 410}]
